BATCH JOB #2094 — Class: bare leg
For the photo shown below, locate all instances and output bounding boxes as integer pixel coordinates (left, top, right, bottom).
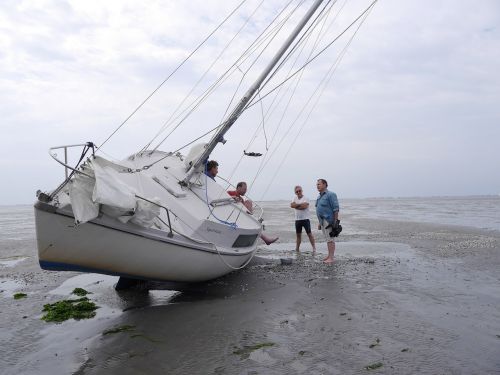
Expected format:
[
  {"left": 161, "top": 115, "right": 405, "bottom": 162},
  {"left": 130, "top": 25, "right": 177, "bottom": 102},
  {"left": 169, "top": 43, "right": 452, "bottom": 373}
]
[
  {"left": 307, "top": 232, "right": 316, "bottom": 254},
  {"left": 323, "top": 241, "right": 335, "bottom": 263},
  {"left": 261, "top": 233, "right": 279, "bottom": 245},
  {"left": 295, "top": 233, "right": 301, "bottom": 252}
]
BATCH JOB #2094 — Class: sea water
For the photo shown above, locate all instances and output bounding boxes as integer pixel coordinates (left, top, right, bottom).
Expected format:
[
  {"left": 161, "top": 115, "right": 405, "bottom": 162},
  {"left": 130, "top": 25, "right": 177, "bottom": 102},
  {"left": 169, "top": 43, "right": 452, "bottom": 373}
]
[
  {"left": 0, "top": 205, "right": 35, "bottom": 261},
  {"left": 1, "top": 196, "right": 499, "bottom": 260},
  {"left": 341, "top": 195, "right": 500, "bottom": 231},
  {"left": 260, "top": 195, "right": 500, "bottom": 232}
]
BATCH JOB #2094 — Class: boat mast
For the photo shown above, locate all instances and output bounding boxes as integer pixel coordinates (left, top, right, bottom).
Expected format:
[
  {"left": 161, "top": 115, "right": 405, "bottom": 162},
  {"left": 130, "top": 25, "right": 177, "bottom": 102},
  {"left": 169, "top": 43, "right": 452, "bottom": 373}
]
[{"left": 184, "top": 0, "right": 324, "bottom": 182}]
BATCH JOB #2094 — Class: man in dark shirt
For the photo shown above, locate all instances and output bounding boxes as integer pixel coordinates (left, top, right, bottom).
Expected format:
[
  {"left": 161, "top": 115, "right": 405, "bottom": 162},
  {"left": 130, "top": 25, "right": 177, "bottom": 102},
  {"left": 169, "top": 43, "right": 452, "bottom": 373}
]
[{"left": 205, "top": 160, "right": 219, "bottom": 180}]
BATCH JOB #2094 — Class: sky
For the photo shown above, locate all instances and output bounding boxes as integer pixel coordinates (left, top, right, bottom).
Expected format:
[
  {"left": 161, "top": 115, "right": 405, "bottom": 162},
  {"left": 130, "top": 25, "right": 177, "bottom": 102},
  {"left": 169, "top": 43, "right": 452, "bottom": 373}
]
[{"left": 1, "top": 0, "right": 499, "bottom": 205}]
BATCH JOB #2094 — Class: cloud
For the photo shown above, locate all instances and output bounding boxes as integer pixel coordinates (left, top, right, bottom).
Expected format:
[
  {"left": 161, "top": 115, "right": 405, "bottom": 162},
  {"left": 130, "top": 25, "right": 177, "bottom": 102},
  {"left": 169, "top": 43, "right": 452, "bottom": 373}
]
[{"left": 1, "top": 0, "right": 499, "bottom": 204}]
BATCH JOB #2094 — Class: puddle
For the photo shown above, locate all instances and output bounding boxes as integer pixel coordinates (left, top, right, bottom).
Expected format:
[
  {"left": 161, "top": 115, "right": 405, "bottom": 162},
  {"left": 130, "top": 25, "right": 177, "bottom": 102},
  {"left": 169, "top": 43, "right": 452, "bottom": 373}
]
[
  {"left": 248, "top": 349, "right": 276, "bottom": 364},
  {"left": 49, "top": 274, "right": 118, "bottom": 296},
  {"left": 0, "top": 278, "right": 25, "bottom": 296},
  {"left": 48, "top": 273, "right": 183, "bottom": 314},
  {"left": 257, "top": 241, "right": 414, "bottom": 261},
  {"left": 148, "top": 290, "right": 179, "bottom": 305},
  {"left": 256, "top": 242, "right": 316, "bottom": 260},
  {"left": 0, "top": 256, "right": 28, "bottom": 268},
  {"left": 337, "top": 241, "right": 414, "bottom": 260},
  {"left": 47, "top": 273, "right": 125, "bottom": 321}
]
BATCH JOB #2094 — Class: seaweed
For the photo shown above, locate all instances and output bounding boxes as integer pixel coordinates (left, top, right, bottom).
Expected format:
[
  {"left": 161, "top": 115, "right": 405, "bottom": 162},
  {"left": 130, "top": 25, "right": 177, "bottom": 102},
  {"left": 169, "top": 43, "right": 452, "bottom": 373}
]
[
  {"left": 41, "top": 297, "right": 98, "bottom": 322},
  {"left": 72, "top": 287, "right": 91, "bottom": 297},
  {"left": 365, "top": 362, "right": 383, "bottom": 370},
  {"left": 14, "top": 293, "right": 27, "bottom": 300},
  {"left": 103, "top": 325, "right": 136, "bottom": 336},
  {"left": 233, "top": 342, "right": 275, "bottom": 359}
]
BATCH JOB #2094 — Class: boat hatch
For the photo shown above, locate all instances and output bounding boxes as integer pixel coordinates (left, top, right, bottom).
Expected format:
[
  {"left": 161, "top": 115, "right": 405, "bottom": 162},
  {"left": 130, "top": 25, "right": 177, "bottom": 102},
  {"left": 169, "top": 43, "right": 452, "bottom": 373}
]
[{"left": 232, "top": 234, "right": 258, "bottom": 248}]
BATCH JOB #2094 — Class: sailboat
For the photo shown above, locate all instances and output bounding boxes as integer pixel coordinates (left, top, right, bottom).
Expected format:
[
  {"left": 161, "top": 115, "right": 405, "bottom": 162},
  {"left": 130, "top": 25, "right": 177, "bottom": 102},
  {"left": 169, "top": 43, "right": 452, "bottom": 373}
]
[{"left": 34, "top": 0, "right": 376, "bottom": 285}]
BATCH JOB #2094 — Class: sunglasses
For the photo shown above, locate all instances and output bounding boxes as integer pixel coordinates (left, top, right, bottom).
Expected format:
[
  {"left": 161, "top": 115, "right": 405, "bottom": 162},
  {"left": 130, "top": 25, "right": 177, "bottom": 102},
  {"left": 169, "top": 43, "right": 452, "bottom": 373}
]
[{"left": 295, "top": 189, "right": 302, "bottom": 193}]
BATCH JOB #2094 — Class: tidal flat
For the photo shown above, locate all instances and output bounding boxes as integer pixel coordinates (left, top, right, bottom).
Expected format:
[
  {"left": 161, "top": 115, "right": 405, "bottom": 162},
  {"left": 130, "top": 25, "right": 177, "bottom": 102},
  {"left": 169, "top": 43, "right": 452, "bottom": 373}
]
[{"left": 1, "top": 201, "right": 500, "bottom": 374}]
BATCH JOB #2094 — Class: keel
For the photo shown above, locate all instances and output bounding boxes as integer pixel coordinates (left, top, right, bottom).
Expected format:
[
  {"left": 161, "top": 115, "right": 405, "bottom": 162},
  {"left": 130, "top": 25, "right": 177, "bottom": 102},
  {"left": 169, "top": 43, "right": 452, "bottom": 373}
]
[{"left": 115, "top": 277, "right": 149, "bottom": 291}]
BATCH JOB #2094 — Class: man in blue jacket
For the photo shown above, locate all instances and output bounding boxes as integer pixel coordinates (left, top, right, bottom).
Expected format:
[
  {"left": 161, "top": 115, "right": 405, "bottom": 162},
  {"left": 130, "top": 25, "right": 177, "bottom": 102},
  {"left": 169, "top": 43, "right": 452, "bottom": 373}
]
[{"left": 315, "top": 178, "right": 339, "bottom": 263}]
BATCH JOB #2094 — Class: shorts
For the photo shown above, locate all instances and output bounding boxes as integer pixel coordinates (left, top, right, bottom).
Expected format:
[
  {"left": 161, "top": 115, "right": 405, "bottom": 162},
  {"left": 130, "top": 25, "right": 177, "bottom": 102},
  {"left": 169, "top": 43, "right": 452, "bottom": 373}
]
[
  {"left": 320, "top": 219, "right": 335, "bottom": 243},
  {"left": 295, "top": 219, "right": 311, "bottom": 234}
]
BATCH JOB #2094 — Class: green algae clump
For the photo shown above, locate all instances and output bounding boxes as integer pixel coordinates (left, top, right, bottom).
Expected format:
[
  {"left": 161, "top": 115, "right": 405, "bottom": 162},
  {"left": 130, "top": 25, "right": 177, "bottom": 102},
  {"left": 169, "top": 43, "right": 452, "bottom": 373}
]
[
  {"left": 233, "top": 342, "right": 275, "bottom": 359},
  {"left": 14, "top": 293, "right": 27, "bottom": 300},
  {"left": 365, "top": 362, "right": 383, "bottom": 370},
  {"left": 72, "top": 287, "right": 91, "bottom": 297},
  {"left": 41, "top": 297, "right": 98, "bottom": 323}
]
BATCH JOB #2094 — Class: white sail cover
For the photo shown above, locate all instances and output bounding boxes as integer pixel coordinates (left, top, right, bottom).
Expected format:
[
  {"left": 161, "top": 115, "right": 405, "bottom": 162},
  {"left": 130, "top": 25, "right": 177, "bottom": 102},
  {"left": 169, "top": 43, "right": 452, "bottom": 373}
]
[
  {"left": 92, "top": 157, "right": 137, "bottom": 209},
  {"left": 69, "top": 172, "right": 99, "bottom": 224},
  {"left": 130, "top": 198, "right": 161, "bottom": 227},
  {"left": 68, "top": 156, "right": 160, "bottom": 227}
]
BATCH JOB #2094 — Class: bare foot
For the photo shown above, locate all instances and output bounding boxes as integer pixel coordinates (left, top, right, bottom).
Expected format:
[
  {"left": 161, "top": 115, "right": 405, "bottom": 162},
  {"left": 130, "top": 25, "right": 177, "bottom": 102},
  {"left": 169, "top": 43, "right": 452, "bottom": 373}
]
[
  {"left": 264, "top": 237, "right": 279, "bottom": 245},
  {"left": 323, "top": 258, "right": 334, "bottom": 264},
  {"left": 312, "top": 250, "right": 316, "bottom": 256}
]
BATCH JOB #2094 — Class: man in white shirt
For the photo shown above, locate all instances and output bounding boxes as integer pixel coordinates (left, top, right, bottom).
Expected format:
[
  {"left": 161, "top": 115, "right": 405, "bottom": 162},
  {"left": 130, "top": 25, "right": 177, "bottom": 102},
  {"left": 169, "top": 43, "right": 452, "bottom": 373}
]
[{"left": 290, "top": 185, "right": 316, "bottom": 254}]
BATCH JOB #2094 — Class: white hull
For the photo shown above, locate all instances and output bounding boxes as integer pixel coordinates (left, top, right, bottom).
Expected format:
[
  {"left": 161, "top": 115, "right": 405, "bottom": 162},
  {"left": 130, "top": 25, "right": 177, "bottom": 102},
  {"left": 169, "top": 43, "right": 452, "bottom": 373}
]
[
  {"left": 35, "top": 204, "right": 255, "bottom": 283},
  {"left": 35, "top": 150, "right": 263, "bottom": 284}
]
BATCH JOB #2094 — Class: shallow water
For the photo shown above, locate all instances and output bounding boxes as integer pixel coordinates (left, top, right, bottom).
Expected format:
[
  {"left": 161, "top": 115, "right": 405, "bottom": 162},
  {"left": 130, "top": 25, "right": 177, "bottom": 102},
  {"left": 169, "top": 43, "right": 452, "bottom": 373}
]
[
  {"left": 342, "top": 195, "right": 500, "bottom": 231},
  {"left": 260, "top": 195, "right": 500, "bottom": 232}
]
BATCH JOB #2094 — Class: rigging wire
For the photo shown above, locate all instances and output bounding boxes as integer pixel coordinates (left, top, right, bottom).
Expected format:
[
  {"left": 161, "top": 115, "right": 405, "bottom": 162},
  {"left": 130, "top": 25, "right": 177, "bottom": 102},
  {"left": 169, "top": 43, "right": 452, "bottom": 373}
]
[
  {"left": 203, "top": 0, "right": 373, "bottom": 183},
  {"left": 209, "top": 0, "right": 304, "bottom": 124},
  {"left": 142, "top": 1, "right": 304, "bottom": 169},
  {"left": 140, "top": 0, "right": 377, "bottom": 173},
  {"left": 220, "top": 0, "right": 337, "bottom": 192},
  {"left": 257, "top": 6, "right": 359, "bottom": 178},
  {"left": 96, "top": 0, "right": 248, "bottom": 152},
  {"left": 204, "top": 170, "right": 238, "bottom": 229},
  {"left": 215, "top": 0, "right": 304, "bottom": 130},
  {"left": 257, "top": 91, "right": 269, "bottom": 151},
  {"left": 141, "top": 0, "right": 267, "bottom": 152},
  {"left": 247, "top": 0, "right": 344, "bottom": 191},
  {"left": 265, "top": 0, "right": 337, "bottom": 147},
  {"left": 251, "top": 0, "right": 335, "bottom": 102},
  {"left": 149, "top": 0, "right": 301, "bottom": 153},
  {"left": 248, "top": 0, "right": 335, "bottom": 153},
  {"left": 245, "top": 0, "right": 378, "bottom": 110},
  {"left": 237, "top": 0, "right": 333, "bottom": 151},
  {"left": 201, "top": 0, "right": 308, "bottom": 152},
  {"left": 259, "top": 2, "right": 376, "bottom": 199}
]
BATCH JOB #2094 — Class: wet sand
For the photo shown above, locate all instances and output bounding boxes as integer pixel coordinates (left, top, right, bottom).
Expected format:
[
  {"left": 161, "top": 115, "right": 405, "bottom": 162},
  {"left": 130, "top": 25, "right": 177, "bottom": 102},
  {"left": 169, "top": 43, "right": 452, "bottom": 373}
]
[{"left": 1, "top": 216, "right": 500, "bottom": 374}]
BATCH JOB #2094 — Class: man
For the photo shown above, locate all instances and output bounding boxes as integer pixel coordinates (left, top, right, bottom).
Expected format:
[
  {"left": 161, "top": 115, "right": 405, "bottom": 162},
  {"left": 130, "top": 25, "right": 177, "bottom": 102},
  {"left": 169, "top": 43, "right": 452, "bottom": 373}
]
[
  {"left": 205, "top": 160, "right": 219, "bottom": 180},
  {"left": 227, "top": 182, "right": 253, "bottom": 213},
  {"left": 315, "top": 179, "right": 339, "bottom": 264},
  {"left": 290, "top": 185, "right": 316, "bottom": 254},
  {"left": 228, "top": 181, "right": 278, "bottom": 246}
]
